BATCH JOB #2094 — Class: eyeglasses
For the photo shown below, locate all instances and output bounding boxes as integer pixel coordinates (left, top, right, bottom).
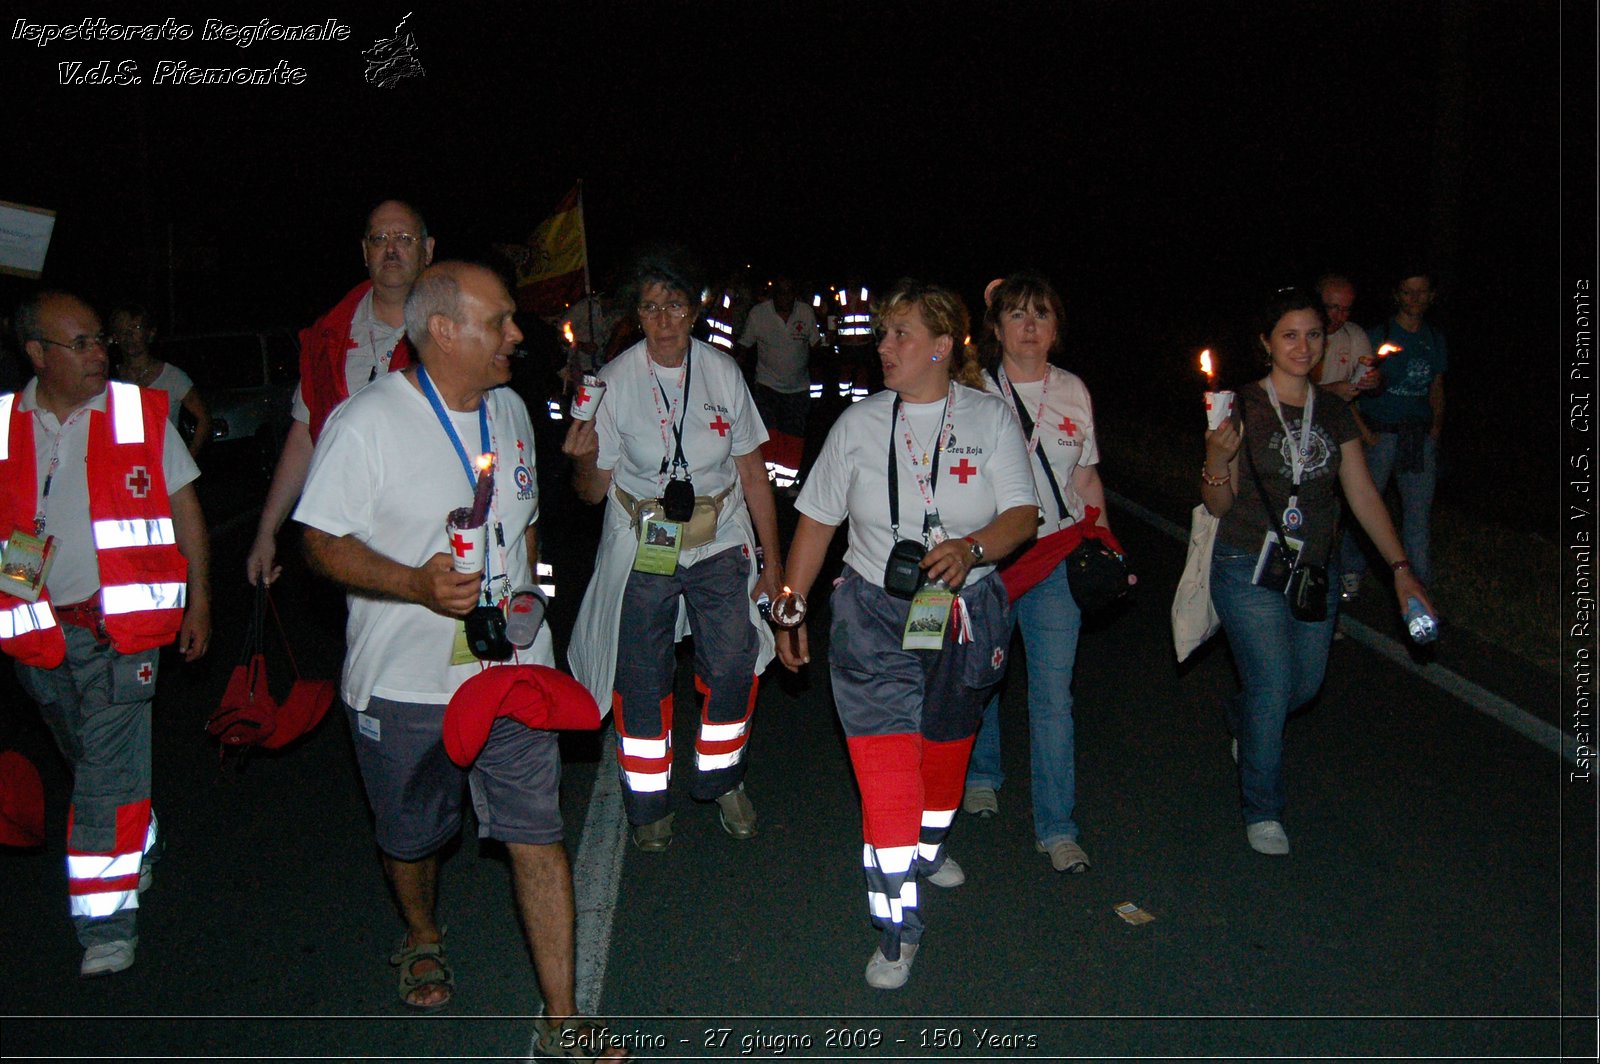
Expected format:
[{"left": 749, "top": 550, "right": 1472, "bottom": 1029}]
[
  {"left": 638, "top": 302, "right": 690, "bottom": 319},
  {"left": 1323, "top": 303, "right": 1353, "bottom": 314},
  {"left": 365, "top": 231, "right": 420, "bottom": 248},
  {"left": 32, "top": 334, "right": 108, "bottom": 354}
]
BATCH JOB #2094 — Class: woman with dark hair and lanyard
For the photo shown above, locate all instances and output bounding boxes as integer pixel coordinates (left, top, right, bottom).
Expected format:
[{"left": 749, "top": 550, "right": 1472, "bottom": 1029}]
[
  {"left": 1204, "top": 286, "right": 1435, "bottom": 855},
  {"left": 961, "top": 271, "right": 1130, "bottom": 875},
  {"left": 563, "top": 248, "right": 783, "bottom": 853},
  {"left": 773, "top": 279, "right": 1038, "bottom": 990}
]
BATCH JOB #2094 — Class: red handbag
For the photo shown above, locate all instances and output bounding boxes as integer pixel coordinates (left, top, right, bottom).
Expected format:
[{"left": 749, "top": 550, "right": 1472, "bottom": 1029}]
[
  {"left": 206, "top": 585, "right": 278, "bottom": 748},
  {"left": 257, "top": 587, "right": 335, "bottom": 750}
]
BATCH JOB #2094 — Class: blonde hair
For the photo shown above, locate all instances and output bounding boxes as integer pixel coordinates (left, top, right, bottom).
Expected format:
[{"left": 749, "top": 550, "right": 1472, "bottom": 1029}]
[{"left": 877, "top": 279, "right": 983, "bottom": 389}]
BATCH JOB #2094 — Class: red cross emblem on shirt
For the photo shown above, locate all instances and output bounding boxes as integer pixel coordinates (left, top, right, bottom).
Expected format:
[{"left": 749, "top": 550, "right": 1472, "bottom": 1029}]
[
  {"left": 1057, "top": 416, "right": 1078, "bottom": 437},
  {"left": 125, "top": 466, "right": 152, "bottom": 498},
  {"left": 136, "top": 662, "right": 154, "bottom": 684},
  {"left": 949, "top": 458, "right": 978, "bottom": 484},
  {"left": 450, "top": 531, "right": 473, "bottom": 558},
  {"left": 709, "top": 415, "right": 732, "bottom": 437}
]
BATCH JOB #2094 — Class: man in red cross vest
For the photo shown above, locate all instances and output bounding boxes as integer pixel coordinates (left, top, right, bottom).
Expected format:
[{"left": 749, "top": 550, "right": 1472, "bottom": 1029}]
[
  {"left": 246, "top": 199, "right": 436, "bottom": 587},
  {"left": 2, "top": 291, "right": 211, "bottom": 977}
]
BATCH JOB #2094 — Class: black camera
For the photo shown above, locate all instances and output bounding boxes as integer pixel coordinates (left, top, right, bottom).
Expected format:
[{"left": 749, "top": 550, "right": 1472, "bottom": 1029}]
[
  {"left": 662, "top": 477, "right": 696, "bottom": 522},
  {"left": 883, "top": 539, "right": 927, "bottom": 600},
  {"left": 465, "top": 603, "right": 514, "bottom": 661}
]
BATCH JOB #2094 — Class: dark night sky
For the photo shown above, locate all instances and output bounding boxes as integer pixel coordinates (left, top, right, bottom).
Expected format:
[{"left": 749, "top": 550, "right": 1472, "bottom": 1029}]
[{"left": 1, "top": 0, "right": 1575, "bottom": 525}]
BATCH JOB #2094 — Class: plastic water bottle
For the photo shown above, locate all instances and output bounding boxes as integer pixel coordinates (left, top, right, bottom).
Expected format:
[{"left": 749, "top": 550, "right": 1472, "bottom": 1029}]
[{"left": 1405, "top": 597, "right": 1438, "bottom": 644}]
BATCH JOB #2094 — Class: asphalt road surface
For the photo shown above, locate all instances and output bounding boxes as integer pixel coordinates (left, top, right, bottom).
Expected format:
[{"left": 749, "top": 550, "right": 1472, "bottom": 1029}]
[{"left": 1, "top": 426, "right": 1594, "bottom": 1062}]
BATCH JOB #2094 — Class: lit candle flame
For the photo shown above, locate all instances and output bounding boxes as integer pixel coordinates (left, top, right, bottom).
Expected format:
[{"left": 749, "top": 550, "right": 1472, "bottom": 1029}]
[
  {"left": 1199, "top": 349, "right": 1215, "bottom": 384},
  {"left": 562, "top": 322, "right": 575, "bottom": 346},
  {"left": 474, "top": 453, "right": 495, "bottom": 475},
  {"left": 1376, "top": 343, "right": 1402, "bottom": 358}
]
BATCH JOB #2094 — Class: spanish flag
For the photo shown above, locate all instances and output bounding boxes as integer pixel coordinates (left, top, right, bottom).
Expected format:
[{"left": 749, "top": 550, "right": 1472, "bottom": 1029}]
[{"left": 513, "top": 183, "right": 587, "bottom": 317}]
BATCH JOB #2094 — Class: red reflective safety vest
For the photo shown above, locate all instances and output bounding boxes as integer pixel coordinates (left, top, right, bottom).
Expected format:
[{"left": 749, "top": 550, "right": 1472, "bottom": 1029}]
[
  {"left": 299, "top": 280, "right": 415, "bottom": 444},
  {"left": 0, "top": 383, "right": 188, "bottom": 668}
]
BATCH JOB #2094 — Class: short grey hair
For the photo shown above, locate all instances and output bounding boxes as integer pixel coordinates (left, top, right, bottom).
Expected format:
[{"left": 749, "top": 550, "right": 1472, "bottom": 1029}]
[
  {"left": 404, "top": 265, "right": 466, "bottom": 351},
  {"left": 14, "top": 289, "right": 76, "bottom": 350}
]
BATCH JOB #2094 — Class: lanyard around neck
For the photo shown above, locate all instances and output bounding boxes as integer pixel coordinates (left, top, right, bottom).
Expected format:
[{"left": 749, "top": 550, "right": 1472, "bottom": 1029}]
[
  {"left": 417, "top": 366, "right": 491, "bottom": 491},
  {"left": 648, "top": 345, "right": 693, "bottom": 481},
  {"left": 1262, "top": 377, "right": 1315, "bottom": 489},
  {"left": 888, "top": 389, "right": 954, "bottom": 541}
]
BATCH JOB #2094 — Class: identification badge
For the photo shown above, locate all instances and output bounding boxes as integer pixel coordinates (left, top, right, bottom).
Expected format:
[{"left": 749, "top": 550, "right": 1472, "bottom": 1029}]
[
  {"left": 0, "top": 528, "right": 57, "bottom": 603},
  {"left": 902, "top": 583, "right": 954, "bottom": 650},
  {"left": 1252, "top": 531, "right": 1305, "bottom": 593},
  {"left": 922, "top": 509, "right": 950, "bottom": 546},
  {"left": 1282, "top": 506, "right": 1304, "bottom": 532},
  {"left": 633, "top": 515, "right": 684, "bottom": 575},
  {"left": 450, "top": 618, "right": 477, "bottom": 665}
]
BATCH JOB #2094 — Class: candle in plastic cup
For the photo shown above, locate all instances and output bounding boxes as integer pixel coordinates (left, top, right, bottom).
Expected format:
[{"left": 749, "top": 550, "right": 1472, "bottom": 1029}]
[
  {"left": 446, "top": 507, "right": 487, "bottom": 575},
  {"left": 1204, "top": 390, "right": 1234, "bottom": 431},
  {"left": 570, "top": 376, "right": 606, "bottom": 422}
]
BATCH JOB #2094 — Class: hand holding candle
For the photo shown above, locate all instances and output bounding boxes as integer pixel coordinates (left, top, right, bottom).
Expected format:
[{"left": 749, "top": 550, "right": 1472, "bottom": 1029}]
[{"left": 1200, "top": 349, "right": 1234, "bottom": 430}]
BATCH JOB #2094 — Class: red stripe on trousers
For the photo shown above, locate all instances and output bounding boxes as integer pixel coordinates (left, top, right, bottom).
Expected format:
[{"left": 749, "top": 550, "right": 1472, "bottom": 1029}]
[{"left": 846, "top": 733, "right": 922, "bottom": 850}]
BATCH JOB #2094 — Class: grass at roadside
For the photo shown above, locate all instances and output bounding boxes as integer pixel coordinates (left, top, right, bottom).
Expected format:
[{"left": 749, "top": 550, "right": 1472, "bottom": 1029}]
[{"left": 1096, "top": 408, "right": 1560, "bottom": 674}]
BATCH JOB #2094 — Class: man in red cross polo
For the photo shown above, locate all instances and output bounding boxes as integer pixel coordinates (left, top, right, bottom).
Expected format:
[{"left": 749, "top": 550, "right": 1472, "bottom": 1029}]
[
  {"left": 3, "top": 290, "right": 211, "bottom": 976},
  {"left": 247, "top": 199, "right": 436, "bottom": 588}
]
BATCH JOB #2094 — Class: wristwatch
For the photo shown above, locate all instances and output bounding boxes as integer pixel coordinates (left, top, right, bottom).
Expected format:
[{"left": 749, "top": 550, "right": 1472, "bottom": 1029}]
[{"left": 964, "top": 536, "right": 985, "bottom": 563}]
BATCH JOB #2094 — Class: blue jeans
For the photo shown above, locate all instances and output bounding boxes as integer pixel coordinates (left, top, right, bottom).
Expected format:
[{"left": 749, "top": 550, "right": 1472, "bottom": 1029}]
[
  {"left": 1210, "top": 550, "right": 1338, "bottom": 825},
  {"left": 965, "top": 559, "right": 1082, "bottom": 846},
  {"left": 1340, "top": 431, "right": 1437, "bottom": 586}
]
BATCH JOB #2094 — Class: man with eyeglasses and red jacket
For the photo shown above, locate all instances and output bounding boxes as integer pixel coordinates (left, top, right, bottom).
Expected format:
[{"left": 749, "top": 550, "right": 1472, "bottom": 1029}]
[
  {"left": 2, "top": 290, "right": 211, "bottom": 976},
  {"left": 246, "top": 199, "right": 436, "bottom": 587}
]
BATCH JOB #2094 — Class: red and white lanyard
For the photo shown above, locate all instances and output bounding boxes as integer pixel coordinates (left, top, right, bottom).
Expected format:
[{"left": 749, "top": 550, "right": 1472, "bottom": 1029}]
[
  {"left": 1263, "top": 378, "right": 1316, "bottom": 510},
  {"left": 32, "top": 406, "right": 93, "bottom": 536},
  {"left": 995, "top": 365, "right": 1050, "bottom": 455},
  {"left": 894, "top": 386, "right": 956, "bottom": 520},
  {"left": 645, "top": 349, "right": 691, "bottom": 491}
]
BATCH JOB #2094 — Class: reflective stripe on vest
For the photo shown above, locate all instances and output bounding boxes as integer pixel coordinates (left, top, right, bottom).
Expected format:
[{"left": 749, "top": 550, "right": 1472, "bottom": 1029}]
[
  {"left": 0, "top": 599, "right": 57, "bottom": 638},
  {"left": 0, "top": 393, "right": 13, "bottom": 460},
  {"left": 93, "top": 518, "right": 177, "bottom": 550},
  {"left": 101, "top": 582, "right": 186, "bottom": 615},
  {"left": 108, "top": 381, "right": 145, "bottom": 444}
]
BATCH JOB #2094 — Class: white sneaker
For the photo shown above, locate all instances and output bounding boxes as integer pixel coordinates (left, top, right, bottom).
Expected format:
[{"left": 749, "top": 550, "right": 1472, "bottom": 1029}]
[
  {"left": 865, "top": 941, "right": 919, "bottom": 990},
  {"left": 925, "top": 855, "right": 964, "bottom": 887},
  {"left": 1246, "top": 820, "right": 1290, "bottom": 855},
  {"left": 961, "top": 786, "right": 998, "bottom": 818},
  {"left": 81, "top": 938, "right": 138, "bottom": 977}
]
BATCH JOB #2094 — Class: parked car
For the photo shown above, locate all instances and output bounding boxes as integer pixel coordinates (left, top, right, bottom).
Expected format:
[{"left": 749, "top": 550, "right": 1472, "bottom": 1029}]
[{"left": 161, "top": 330, "right": 298, "bottom": 474}]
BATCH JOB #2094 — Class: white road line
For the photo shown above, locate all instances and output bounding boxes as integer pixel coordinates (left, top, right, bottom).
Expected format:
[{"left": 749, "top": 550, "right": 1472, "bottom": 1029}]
[
  {"left": 1108, "top": 491, "right": 1575, "bottom": 766},
  {"left": 569, "top": 733, "right": 627, "bottom": 1016}
]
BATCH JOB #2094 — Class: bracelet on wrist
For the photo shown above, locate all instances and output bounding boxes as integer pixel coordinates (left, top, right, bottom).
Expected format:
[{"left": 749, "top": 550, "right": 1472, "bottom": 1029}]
[
  {"left": 1389, "top": 559, "right": 1412, "bottom": 573},
  {"left": 1200, "top": 466, "right": 1231, "bottom": 487}
]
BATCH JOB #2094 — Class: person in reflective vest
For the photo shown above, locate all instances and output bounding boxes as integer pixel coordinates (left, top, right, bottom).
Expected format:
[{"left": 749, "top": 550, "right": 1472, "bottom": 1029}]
[
  {"left": 246, "top": 199, "right": 436, "bottom": 587},
  {"left": 2, "top": 290, "right": 210, "bottom": 977}
]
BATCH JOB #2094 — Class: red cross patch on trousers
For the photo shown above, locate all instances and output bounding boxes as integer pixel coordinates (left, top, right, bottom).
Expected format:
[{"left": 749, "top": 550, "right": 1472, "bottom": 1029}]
[
  {"left": 137, "top": 662, "right": 154, "bottom": 684},
  {"left": 991, "top": 647, "right": 1004, "bottom": 669}
]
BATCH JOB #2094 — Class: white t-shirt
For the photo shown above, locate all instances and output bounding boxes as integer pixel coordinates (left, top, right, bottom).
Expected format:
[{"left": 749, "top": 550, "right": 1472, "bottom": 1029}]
[
  {"left": 116, "top": 362, "right": 195, "bottom": 428},
  {"left": 1318, "top": 322, "right": 1374, "bottom": 387},
  {"left": 294, "top": 372, "right": 553, "bottom": 711},
  {"left": 739, "top": 300, "right": 821, "bottom": 394},
  {"left": 797, "top": 384, "right": 1039, "bottom": 587},
  {"left": 290, "top": 290, "right": 406, "bottom": 423},
  {"left": 594, "top": 339, "right": 767, "bottom": 502},
  {"left": 981, "top": 366, "right": 1100, "bottom": 535},
  {"left": 16, "top": 380, "right": 201, "bottom": 604}
]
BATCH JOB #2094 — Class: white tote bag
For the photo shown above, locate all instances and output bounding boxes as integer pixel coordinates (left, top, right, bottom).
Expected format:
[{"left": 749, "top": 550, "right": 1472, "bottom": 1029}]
[{"left": 1171, "top": 504, "right": 1221, "bottom": 662}]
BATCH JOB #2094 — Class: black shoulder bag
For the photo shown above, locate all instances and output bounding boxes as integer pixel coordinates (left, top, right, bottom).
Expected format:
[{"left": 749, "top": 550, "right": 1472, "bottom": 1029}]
[{"left": 1243, "top": 443, "right": 1328, "bottom": 623}]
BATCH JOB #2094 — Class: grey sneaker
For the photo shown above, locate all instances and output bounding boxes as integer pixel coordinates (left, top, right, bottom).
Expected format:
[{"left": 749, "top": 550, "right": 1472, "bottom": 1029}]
[
  {"left": 865, "top": 941, "right": 919, "bottom": 990},
  {"left": 961, "top": 786, "right": 998, "bottom": 818},
  {"left": 715, "top": 784, "right": 757, "bottom": 839},
  {"left": 81, "top": 938, "right": 138, "bottom": 977},
  {"left": 1339, "top": 573, "right": 1361, "bottom": 603},
  {"left": 1246, "top": 820, "right": 1290, "bottom": 855},
  {"left": 1037, "top": 839, "right": 1091, "bottom": 873},
  {"left": 925, "top": 855, "right": 965, "bottom": 887},
  {"left": 631, "top": 814, "right": 674, "bottom": 852}
]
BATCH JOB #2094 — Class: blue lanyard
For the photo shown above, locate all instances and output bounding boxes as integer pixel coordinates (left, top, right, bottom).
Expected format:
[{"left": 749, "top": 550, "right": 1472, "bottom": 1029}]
[
  {"left": 417, "top": 366, "right": 491, "bottom": 491},
  {"left": 417, "top": 367, "right": 495, "bottom": 597}
]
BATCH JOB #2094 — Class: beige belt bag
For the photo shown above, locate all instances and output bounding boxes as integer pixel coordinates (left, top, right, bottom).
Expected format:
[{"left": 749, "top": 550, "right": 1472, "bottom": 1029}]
[{"left": 613, "top": 484, "right": 736, "bottom": 550}]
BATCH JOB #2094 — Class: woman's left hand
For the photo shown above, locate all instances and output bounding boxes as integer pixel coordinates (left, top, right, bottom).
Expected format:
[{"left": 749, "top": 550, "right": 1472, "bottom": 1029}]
[
  {"left": 752, "top": 563, "right": 784, "bottom": 610},
  {"left": 920, "top": 539, "right": 975, "bottom": 590},
  {"left": 1392, "top": 568, "right": 1436, "bottom": 619}
]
